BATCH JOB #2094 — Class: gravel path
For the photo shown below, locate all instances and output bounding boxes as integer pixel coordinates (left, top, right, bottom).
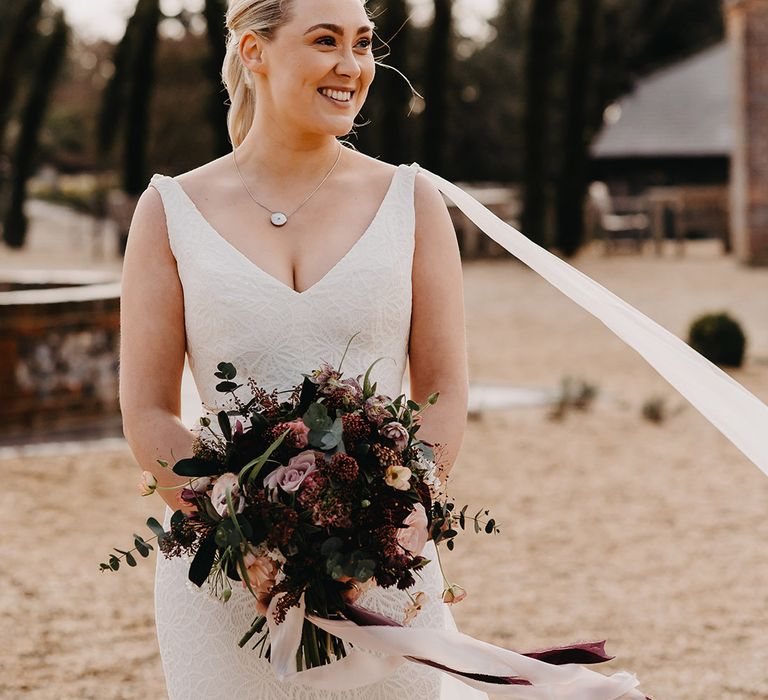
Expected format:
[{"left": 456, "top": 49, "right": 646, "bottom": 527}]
[{"left": 2, "top": 239, "right": 766, "bottom": 699}]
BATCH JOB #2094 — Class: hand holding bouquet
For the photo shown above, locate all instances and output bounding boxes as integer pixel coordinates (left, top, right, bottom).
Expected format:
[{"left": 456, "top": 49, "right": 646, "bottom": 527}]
[{"left": 104, "top": 350, "right": 499, "bottom": 671}]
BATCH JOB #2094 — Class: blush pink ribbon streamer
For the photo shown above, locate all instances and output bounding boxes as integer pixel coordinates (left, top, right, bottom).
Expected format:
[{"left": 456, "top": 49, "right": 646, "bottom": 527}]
[
  {"left": 258, "top": 170, "right": 768, "bottom": 697},
  {"left": 416, "top": 166, "right": 768, "bottom": 477},
  {"left": 265, "top": 591, "right": 648, "bottom": 698}
]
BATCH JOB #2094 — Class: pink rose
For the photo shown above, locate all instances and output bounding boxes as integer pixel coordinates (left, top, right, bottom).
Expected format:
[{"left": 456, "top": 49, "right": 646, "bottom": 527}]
[
  {"left": 285, "top": 419, "right": 310, "bottom": 449},
  {"left": 263, "top": 450, "right": 318, "bottom": 493},
  {"left": 379, "top": 421, "right": 410, "bottom": 451},
  {"left": 211, "top": 473, "right": 245, "bottom": 517},
  {"left": 242, "top": 553, "right": 279, "bottom": 615},
  {"left": 396, "top": 502, "right": 429, "bottom": 557}
]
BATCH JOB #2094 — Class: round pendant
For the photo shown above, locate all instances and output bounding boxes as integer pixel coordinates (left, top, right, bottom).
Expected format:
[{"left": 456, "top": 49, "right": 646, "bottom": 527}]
[{"left": 270, "top": 212, "right": 288, "bottom": 227}]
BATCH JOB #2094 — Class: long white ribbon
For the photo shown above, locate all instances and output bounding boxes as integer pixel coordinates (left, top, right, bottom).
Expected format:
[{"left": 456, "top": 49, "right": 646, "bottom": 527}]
[
  {"left": 265, "top": 591, "right": 647, "bottom": 698},
  {"left": 254, "top": 173, "right": 768, "bottom": 697},
  {"left": 415, "top": 165, "right": 768, "bottom": 476}
]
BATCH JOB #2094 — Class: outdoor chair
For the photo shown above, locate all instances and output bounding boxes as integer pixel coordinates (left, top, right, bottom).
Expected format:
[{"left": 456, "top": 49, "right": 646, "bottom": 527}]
[{"left": 588, "top": 181, "right": 650, "bottom": 255}]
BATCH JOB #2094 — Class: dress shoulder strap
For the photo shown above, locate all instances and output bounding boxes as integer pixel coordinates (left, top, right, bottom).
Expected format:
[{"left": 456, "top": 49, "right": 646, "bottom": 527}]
[
  {"left": 389, "top": 162, "right": 420, "bottom": 236},
  {"left": 147, "top": 173, "right": 188, "bottom": 261}
]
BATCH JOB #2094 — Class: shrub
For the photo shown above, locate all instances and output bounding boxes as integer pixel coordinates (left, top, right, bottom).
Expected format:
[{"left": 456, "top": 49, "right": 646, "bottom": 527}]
[
  {"left": 548, "top": 376, "right": 599, "bottom": 421},
  {"left": 687, "top": 312, "right": 747, "bottom": 368}
]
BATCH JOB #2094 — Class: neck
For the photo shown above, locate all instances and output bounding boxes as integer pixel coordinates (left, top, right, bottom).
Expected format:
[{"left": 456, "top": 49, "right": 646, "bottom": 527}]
[{"left": 234, "top": 119, "right": 343, "bottom": 184}]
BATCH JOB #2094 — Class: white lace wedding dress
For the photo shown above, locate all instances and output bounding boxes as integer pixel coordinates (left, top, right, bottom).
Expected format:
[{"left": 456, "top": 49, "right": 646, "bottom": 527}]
[{"left": 148, "top": 163, "right": 489, "bottom": 699}]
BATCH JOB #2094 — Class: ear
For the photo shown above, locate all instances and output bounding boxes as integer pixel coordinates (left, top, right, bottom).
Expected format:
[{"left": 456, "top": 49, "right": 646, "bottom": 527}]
[{"left": 239, "top": 30, "right": 267, "bottom": 77}]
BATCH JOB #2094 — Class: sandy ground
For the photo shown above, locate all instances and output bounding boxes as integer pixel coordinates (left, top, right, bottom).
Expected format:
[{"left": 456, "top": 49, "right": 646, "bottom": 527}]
[{"left": 1, "top": 229, "right": 767, "bottom": 699}]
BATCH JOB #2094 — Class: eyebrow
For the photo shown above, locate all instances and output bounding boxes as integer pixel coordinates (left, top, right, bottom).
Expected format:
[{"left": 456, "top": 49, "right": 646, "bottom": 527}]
[{"left": 303, "top": 23, "right": 375, "bottom": 36}]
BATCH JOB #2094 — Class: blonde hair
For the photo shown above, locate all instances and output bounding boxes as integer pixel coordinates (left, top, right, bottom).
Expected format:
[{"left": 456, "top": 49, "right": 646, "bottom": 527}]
[
  {"left": 222, "top": 0, "right": 372, "bottom": 148},
  {"left": 222, "top": 0, "right": 295, "bottom": 148}
]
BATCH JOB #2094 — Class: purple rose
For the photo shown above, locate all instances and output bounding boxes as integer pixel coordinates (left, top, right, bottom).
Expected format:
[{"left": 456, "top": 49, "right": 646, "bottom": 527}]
[
  {"left": 263, "top": 450, "right": 318, "bottom": 493},
  {"left": 379, "top": 421, "right": 410, "bottom": 451}
]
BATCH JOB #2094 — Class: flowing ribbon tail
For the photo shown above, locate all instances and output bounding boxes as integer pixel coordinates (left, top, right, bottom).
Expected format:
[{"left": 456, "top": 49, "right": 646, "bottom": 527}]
[
  {"left": 265, "top": 592, "right": 650, "bottom": 698},
  {"left": 414, "top": 164, "right": 768, "bottom": 477}
]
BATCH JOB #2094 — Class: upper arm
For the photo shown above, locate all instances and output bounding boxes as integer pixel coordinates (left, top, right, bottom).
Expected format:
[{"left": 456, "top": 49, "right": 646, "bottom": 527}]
[
  {"left": 119, "top": 185, "right": 186, "bottom": 427},
  {"left": 408, "top": 172, "right": 468, "bottom": 398}
]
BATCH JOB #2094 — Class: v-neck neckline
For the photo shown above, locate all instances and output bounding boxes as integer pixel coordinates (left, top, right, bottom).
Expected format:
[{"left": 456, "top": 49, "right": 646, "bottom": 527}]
[{"left": 167, "top": 164, "right": 405, "bottom": 298}]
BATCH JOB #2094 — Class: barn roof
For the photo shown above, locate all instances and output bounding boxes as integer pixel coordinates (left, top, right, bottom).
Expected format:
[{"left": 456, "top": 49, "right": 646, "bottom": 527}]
[{"left": 591, "top": 41, "right": 733, "bottom": 159}]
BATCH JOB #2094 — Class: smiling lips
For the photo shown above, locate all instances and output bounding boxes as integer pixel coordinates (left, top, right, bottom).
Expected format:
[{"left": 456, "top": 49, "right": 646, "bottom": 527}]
[{"left": 318, "top": 87, "right": 354, "bottom": 104}]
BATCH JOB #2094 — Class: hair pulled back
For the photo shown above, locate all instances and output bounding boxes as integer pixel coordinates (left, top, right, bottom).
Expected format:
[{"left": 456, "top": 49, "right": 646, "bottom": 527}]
[
  {"left": 222, "top": 0, "right": 296, "bottom": 149},
  {"left": 222, "top": 0, "right": 370, "bottom": 149}
]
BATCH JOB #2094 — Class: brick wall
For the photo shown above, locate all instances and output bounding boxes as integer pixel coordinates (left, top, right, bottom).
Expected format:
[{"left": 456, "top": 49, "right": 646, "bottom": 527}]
[{"left": 727, "top": 0, "right": 768, "bottom": 265}]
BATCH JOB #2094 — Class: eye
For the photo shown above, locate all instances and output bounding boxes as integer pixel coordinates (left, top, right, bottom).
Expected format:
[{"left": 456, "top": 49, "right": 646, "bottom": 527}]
[
  {"left": 356, "top": 37, "right": 372, "bottom": 49},
  {"left": 315, "top": 36, "right": 336, "bottom": 46}
]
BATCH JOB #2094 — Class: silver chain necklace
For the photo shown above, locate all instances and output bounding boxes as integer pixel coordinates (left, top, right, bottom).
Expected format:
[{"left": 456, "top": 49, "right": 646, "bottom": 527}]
[{"left": 232, "top": 143, "right": 343, "bottom": 227}]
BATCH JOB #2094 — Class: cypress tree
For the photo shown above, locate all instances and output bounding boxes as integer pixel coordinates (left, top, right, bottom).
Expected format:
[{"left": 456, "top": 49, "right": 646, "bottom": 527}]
[
  {"left": 554, "top": 0, "right": 601, "bottom": 257},
  {"left": 422, "top": 0, "right": 452, "bottom": 171},
  {"left": 123, "top": 0, "right": 161, "bottom": 194},
  {"left": 520, "top": 0, "right": 562, "bottom": 247},
  {"left": 203, "top": 0, "right": 231, "bottom": 156},
  {"left": 3, "top": 11, "right": 69, "bottom": 248}
]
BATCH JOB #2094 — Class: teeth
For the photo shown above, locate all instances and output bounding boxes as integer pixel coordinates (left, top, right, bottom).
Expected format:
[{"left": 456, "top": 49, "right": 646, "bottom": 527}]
[{"left": 320, "top": 88, "right": 352, "bottom": 102}]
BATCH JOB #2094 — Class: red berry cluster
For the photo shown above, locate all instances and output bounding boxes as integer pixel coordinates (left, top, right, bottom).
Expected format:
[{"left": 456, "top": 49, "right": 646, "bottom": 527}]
[
  {"left": 326, "top": 453, "right": 359, "bottom": 483},
  {"left": 341, "top": 412, "right": 370, "bottom": 444}
]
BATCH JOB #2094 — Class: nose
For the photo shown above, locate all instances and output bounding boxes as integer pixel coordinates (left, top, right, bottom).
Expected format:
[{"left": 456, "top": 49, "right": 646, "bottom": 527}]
[{"left": 335, "top": 43, "right": 362, "bottom": 81}]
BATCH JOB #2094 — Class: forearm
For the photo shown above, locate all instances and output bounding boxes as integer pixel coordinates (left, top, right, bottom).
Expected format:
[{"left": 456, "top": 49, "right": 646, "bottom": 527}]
[
  {"left": 409, "top": 383, "right": 468, "bottom": 482},
  {"left": 122, "top": 408, "right": 197, "bottom": 513}
]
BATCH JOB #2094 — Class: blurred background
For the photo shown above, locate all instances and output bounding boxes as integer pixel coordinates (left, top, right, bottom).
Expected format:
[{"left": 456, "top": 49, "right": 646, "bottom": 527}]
[{"left": 0, "top": 1, "right": 766, "bottom": 698}]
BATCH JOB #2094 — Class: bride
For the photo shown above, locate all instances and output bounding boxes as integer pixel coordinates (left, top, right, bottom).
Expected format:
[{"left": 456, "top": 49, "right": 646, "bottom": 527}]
[{"left": 118, "top": 0, "right": 649, "bottom": 697}]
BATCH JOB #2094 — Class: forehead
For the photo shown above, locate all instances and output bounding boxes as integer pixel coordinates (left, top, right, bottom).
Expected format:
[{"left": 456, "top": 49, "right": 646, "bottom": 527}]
[{"left": 286, "top": 0, "right": 373, "bottom": 30}]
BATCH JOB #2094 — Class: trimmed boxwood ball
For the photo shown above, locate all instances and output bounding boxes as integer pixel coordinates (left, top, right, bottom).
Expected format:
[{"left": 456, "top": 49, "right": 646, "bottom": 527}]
[{"left": 687, "top": 312, "right": 747, "bottom": 367}]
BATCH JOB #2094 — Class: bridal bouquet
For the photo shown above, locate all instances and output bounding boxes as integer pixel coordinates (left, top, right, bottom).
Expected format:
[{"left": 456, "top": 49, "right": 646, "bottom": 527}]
[{"left": 102, "top": 350, "right": 499, "bottom": 671}]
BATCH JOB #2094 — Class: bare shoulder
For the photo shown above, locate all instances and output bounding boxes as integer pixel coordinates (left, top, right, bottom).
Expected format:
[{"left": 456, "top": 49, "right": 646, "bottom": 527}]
[
  {"left": 413, "top": 170, "right": 455, "bottom": 243},
  {"left": 128, "top": 183, "right": 169, "bottom": 255},
  {"left": 173, "top": 154, "right": 232, "bottom": 191},
  {"left": 340, "top": 147, "right": 398, "bottom": 186}
]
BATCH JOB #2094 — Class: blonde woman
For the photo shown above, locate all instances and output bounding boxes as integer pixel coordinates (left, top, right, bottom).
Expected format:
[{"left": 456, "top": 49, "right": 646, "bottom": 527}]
[{"left": 120, "top": 0, "right": 650, "bottom": 697}]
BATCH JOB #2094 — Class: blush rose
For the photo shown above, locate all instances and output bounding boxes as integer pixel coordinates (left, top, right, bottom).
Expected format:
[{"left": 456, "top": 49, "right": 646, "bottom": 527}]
[{"left": 263, "top": 450, "right": 318, "bottom": 493}]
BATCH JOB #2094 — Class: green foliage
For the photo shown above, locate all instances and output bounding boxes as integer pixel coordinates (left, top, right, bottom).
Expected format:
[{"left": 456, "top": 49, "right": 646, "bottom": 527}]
[
  {"left": 99, "top": 518, "right": 161, "bottom": 572},
  {"left": 688, "top": 312, "right": 747, "bottom": 368}
]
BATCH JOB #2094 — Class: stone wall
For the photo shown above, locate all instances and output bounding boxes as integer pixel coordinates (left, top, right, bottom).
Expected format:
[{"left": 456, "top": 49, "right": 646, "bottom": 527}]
[{"left": 0, "top": 271, "right": 122, "bottom": 442}]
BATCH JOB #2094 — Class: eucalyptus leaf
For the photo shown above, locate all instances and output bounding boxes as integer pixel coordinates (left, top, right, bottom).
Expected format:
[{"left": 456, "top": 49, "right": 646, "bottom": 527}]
[
  {"left": 216, "top": 380, "right": 240, "bottom": 393},
  {"left": 303, "top": 402, "right": 330, "bottom": 430},
  {"left": 125, "top": 552, "right": 137, "bottom": 567},
  {"left": 321, "top": 537, "right": 343, "bottom": 555},
  {"left": 215, "top": 362, "right": 237, "bottom": 380},
  {"left": 146, "top": 517, "right": 166, "bottom": 541}
]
